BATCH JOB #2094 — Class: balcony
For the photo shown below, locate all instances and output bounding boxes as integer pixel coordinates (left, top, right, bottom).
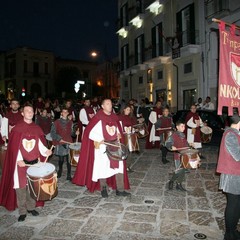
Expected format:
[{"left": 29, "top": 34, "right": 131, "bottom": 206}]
[
  {"left": 205, "top": 0, "right": 229, "bottom": 19},
  {"left": 164, "top": 30, "right": 200, "bottom": 53}
]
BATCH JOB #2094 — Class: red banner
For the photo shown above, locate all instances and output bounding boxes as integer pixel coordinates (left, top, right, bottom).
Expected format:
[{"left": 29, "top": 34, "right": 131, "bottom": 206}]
[{"left": 218, "top": 21, "right": 240, "bottom": 115}]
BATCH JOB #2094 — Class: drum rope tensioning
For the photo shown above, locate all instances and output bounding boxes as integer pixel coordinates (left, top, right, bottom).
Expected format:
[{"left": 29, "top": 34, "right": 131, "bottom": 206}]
[{"left": 27, "top": 173, "right": 57, "bottom": 201}]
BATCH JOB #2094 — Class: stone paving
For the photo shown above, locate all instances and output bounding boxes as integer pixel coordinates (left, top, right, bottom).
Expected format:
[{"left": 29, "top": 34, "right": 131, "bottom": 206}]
[{"left": 0, "top": 140, "right": 229, "bottom": 240}]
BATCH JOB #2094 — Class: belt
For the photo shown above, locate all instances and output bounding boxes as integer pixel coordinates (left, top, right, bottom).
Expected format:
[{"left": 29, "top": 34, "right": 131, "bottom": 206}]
[{"left": 23, "top": 159, "right": 39, "bottom": 165}]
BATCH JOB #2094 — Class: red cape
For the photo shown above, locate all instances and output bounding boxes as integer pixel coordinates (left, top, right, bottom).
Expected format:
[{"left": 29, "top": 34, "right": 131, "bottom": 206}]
[
  {"left": 72, "top": 109, "right": 130, "bottom": 192},
  {"left": 0, "top": 120, "right": 46, "bottom": 211}
]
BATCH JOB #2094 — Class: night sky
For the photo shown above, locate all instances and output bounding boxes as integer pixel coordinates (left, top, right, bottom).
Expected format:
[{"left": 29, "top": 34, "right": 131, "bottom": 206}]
[{"left": 0, "top": 0, "right": 118, "bottom": 61}]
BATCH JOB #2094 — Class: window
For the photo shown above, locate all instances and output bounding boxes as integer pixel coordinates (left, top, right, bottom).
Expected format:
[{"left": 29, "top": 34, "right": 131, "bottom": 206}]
[
  {"left": 24, "top": 60, "right": 28, "bottom": 73},
  {"left": 44, "top": 62, "right": 48, "bottom": 74},
  {"left": 152, "top": 22, "right": 163, "bottom": 58},
  {"left": 184, "top": 62, "right": 192, "bottom": 74},
  {"left": 124, "top": 79, "right": 128, "bottom": 88},
  {"left": 33, "top": 62, "right": 39, "bottom": 76},
  {"left": 120, "top": 3, "right": 128, "bottom": 28},
  {"left": 135, "top": 34, "right": 145, "bottom": 65},
  {"left": 176, "top": 3, "right": 195, "bottom": 46},
  {"left": 139, "top": 76, "right": 143, "bottom": 84},
  {"left": 121, "top": 44, "right": 129, "bottom": 70},
  {"left": 157, "top": 70, "right": 163, "bottom": 80}
]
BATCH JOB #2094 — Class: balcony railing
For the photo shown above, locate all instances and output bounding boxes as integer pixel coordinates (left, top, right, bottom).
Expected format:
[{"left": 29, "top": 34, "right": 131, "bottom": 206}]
[
  {"left": 205, "top": 0, "right": 229, "bottom": 19},
  {"left": 164, "top": 30, "right": 200, "bottom": 53}
]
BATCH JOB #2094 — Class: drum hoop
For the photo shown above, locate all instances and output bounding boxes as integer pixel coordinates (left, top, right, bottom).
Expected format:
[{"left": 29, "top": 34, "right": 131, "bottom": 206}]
[{"left": 69, "top": 143, "right": 81, "bottom": 150}]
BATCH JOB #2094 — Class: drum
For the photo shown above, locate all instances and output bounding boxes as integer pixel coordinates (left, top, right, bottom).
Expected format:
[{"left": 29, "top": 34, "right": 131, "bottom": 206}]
[
  {"left": 133, "top": 123, "right": 149, "bottom": 138},
  {"left": 200, "top": 126, "right": 213, "bottom": 143},
  {"left": 45, "top": 133, "right": 53, "bottom": 148},
  {"left": 180, "top": 149, "right": 200, "bottom": 169},
  {"left": 105, "top": 140, "right": 128, "bottom": 161},
  {"left": 163, "top": 130, "right": 173, "bottom": 144},
  {"left": 27, "top": 162, "right": 58, "bottom": 201},
  {"left": 124, "top": 133, "right": 139, "bottom": 152},
  {"left": 69, "top": 142, "right": 81, "bottom": 167}
]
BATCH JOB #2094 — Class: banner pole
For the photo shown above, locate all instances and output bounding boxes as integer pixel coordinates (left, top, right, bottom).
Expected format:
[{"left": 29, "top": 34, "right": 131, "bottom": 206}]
[{"left": 212, "top": 18, "right": 240, "bottom": 30}]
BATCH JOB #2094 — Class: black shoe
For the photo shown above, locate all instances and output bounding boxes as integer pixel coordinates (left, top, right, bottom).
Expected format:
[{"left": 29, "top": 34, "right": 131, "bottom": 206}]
[
  {"left": 127, "top": 167, "right": 134, "bottom": 173},
  {"left": 57, "top": 170, "right": 62, "bottom": 178},
  {"left": 101, "top": 186, "right": 108, "bottom": 198},
  {"left": 66, "top": 175, "right": 72, "bottom": 181},
  {"left": 116, "top": 190, "right": 131, "bottom": 197},
  {"left": 18, "top": 214, "right": 26, "bottom": 222},
  {"left": 224, "top": 231, "right": 240, "bottom": 240},
  {"left": 168, "top": 180, "right": 174, "bottom": 190},
  {"left": 176, "top": 183, "right": 187, "bottom": 191},
  {"left": 27, "top": 210, "right": 39, "bottom": 216},
  {"left": 162, "top": 158, "right": 169, "bottom": 164}
]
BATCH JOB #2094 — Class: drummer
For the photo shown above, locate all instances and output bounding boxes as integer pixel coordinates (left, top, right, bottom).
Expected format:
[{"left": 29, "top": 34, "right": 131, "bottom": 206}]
[
  {"left": 118, "top": 105, "right": 138, "bottom": 172},
  {"left": 155, "top": 107, "right": 175, "bottom": 164},
  {"left": 0, "top": 104, "right": 52, "bottom": 222},
  {"left": 78, "top": 98, "right": 95, "bottom": 140},
  {"left": 72, "top": 99, "right": 130, "bottom": 198},
  {"left": 165, "top": 120, "right": 193, "bottom": 191},
  {"left": 145, "top": 100, "right": 162, "bottom": 149},
  {"left": 35, "top": 108, "right": 52, "bottom": 136},
  {"left": 50, "top": 107, "right": 79, "bottom": 181},
  {"left": 185, "top": 104, "right": 204, "bottom": 152}
]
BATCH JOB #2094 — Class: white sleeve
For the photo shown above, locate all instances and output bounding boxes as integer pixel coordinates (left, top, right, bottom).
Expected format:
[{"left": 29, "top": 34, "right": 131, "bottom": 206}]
[
  {"left": 149, "top": 111, "right": 157, "bottom": 124},
  {"left": 187, "top": 117, "right": 197, "bottom": 128},
  {"left": 1, "top": 117, "right": 8, "bottom": 139},
  {"left": 38, "top": 139, "right": 49, "bottom": 157},
  {"left": 79, "top": 109, "right": 89, "bottom": 125},
  {"left": 89, "top": 121, "right": 104, "bottom": 142},
  {"left": 16, "top": 150, "right": 23, "bottom": 161}
]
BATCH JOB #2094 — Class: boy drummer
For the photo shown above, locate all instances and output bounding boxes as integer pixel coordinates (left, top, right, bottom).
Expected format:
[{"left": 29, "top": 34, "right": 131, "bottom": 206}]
[{"left": 165, "top": 120, "right": 192, "bottom": 191}]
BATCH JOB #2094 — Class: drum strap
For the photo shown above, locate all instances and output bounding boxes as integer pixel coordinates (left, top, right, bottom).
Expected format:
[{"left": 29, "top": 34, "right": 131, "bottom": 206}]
[{"left": 23, "top": 159, "right": 39, "bottom": 165}]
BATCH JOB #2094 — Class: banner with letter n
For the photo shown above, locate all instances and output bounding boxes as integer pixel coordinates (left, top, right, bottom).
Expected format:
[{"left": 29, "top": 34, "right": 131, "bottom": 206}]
[{"left": 218, "top": 20, "right": 240, "bottom": 115}]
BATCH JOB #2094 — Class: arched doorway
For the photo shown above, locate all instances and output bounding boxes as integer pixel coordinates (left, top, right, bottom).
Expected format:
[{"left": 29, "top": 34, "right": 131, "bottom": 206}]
[{"left": 31, "top": 83, "right": 42, "bottom": 99}]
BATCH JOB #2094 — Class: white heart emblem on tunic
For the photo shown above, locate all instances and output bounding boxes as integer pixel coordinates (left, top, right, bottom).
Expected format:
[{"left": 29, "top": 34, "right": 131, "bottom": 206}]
[
  {"left": 22, "top": 139, "right": 36, "bottom": 152},
  {"left": 106, "top": 125, "right": 116, "bottom": 136},
  {"left": 124, "top": 126, "right": 131, "bottom": 134},
  {"left": 89, "top": 113, "right": 94, "bottom": 118}
]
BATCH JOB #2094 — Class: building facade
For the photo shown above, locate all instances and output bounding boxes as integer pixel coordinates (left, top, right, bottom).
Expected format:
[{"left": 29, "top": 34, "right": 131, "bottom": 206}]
[
  {"left": 0, "top": 47, "right": 55, "bottom": 99},
  {"left": 117, "top": 0, "right": 240, "bottom": 112}
]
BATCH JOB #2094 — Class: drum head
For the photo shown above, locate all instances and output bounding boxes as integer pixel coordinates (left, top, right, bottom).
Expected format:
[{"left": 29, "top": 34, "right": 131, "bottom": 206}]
[
  {"left": 27, "top": 162, "right": 55, "bottom": 177},
  {"left": 46, "top": 133, "right": 52, "bottom": 141},
  {"left": 201, "top": 126, "right": 212, "bottom": 134},
  {"left": 69, "top": 142, "right": 81, "bottom": 150},
  {"left": 180, "top": 149, "right": 199, "bottom": 155}
]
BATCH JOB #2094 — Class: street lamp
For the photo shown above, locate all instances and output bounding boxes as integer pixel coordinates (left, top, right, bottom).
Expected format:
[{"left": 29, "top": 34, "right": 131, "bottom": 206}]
[{"left": 74, "top": 80, "right": 85, "bottom": 98}]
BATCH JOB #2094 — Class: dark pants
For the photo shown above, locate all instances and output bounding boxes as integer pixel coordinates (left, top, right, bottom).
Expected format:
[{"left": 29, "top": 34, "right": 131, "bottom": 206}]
[
  {"left": 16, "top": 187, "right": 36, "bottom": 215},
  {"left": 225, "top": 193, "right": 240, "bottom": 234},
  {"left": 100, "top": 173, "right": 124, "bottom": 191},
  {"left": 58, "top": 155, "right": 71, "bottom": 176},
  {"left": 161, "top": 146, "right": 168, "bottom": 159}
]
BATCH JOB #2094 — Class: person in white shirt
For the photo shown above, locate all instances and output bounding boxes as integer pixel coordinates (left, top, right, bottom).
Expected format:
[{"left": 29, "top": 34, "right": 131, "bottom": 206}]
[{"left": 202, "top": 96, "right": 215, "bottom": 110}]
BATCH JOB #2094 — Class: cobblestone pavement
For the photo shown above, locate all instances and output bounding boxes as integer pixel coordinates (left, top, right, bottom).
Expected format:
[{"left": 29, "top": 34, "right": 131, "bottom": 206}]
[{"left": 0, "top": 140, "right": 228, "bottom": 240}]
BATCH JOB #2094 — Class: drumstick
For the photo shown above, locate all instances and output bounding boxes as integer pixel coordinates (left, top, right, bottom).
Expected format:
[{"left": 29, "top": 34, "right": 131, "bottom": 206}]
[
  {"left": 103, "top": 141, "right": 121, "bottom": 148},
  {"left": 76, "top": 128, "right": 79, "bottom": 143},
  {"left": 176, "top": 147, "right": 190, "bottom": 151},
  {"left": 44, "top": 145, "right": 55, "bottom": 164},
  {"left": 156, "top": 127, "right": 172, "bottom": 130}
]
